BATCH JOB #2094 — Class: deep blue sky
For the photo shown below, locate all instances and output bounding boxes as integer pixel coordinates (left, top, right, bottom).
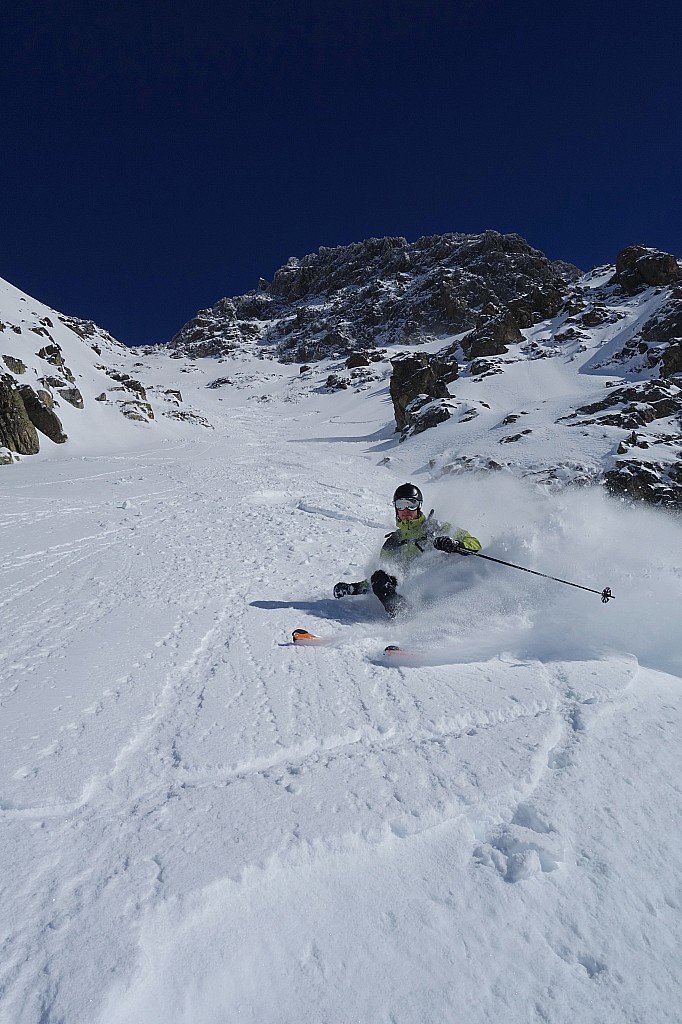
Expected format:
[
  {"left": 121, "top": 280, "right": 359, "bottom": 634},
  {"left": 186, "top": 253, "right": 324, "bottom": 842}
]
[{"left": 2, "top": 0, "right": 680, "bottom": 346}]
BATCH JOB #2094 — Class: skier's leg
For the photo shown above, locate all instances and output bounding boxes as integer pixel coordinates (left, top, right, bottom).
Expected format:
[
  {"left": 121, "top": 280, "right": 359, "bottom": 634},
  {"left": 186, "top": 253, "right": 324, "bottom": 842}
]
[{"left": 370, "top": 570, "right": 409, "bottom": 618}]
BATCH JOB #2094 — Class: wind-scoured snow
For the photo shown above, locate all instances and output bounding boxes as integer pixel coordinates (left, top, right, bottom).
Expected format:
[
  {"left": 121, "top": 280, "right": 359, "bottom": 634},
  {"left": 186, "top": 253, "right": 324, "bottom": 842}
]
[{"left": 1, "top": 341, "right": 681, "bottom": 1023}]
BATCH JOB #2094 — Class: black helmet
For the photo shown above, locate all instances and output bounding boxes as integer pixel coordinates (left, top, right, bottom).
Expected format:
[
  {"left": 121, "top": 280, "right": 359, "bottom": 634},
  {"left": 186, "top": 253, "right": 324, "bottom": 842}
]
[{"left": 392, "top": 482, "right": 423, "bottom": 506}]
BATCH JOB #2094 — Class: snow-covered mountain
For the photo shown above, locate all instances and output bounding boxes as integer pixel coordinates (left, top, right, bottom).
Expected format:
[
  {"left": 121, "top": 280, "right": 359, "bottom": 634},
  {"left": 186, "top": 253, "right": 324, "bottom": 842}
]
[
  {"left": 0, "top": 276, "right": 210, "bottom": 466},
  {"left": 2, "top": 233, "right": 681, "bottom": 508},
  {"left": 1, "top": 236, "right": 682, "bottom": 1024}
]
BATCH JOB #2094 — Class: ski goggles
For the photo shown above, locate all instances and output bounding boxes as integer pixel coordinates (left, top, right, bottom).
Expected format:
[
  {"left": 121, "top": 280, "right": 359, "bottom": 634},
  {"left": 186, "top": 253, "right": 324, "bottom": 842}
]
[{"left": 394, "top": 498, "right": 421, "bottom": 511}]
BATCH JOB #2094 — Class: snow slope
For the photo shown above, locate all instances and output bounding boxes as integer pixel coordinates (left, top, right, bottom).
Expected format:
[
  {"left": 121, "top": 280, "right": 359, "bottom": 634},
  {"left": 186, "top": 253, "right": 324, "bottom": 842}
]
[{"left": 1, "top": 346, "right": 681, "bottom": 1023}]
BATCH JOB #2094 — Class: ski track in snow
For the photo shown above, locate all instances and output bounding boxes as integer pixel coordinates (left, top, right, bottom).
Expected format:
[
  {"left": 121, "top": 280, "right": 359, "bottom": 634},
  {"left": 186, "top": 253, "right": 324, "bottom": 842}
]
[{"left": 1, "top": 362, "right": 682, "bottom": 1024}]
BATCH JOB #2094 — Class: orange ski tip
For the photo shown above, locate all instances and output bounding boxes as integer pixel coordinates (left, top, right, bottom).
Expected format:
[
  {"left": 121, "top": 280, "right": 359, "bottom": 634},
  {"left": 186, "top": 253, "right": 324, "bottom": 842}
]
[
  {"left": 383, "top": 644, "right": 417, "bottom": 659},
  {"left": 292, "top": 629, "right": 324, "bottom": 645}
]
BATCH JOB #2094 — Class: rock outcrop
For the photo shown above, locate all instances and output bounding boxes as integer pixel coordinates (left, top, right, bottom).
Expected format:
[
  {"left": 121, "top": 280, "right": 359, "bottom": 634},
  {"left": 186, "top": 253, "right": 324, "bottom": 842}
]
[
  {"left": 605, "top": 459, "right": 682, "bottom": 507},
  {"left": 17, "top": 385, "right": 68, "bottom": 443},
  {"left": 640, "top": 298, "right": 682, "bottom": 378},
  {"left": 612, "top": 245, "right": 682, "bottom": 295},
  {"left": 389, "top": 353, "right": 451, "bottom": 436},
  {"left": 36, "top": 342, "right": 75, "bottom": 380},
  {"left": 0, "top": 375, "right": 40, "bottom": 454},
  {"left": 460, "top": 309, "right": 523, "bottom": 360},
  {"left": 559, "top": 380, "right": 682, "bottom": 430},
  {"left": 2, "top": 355, "right": 27, "bottom": 374}
]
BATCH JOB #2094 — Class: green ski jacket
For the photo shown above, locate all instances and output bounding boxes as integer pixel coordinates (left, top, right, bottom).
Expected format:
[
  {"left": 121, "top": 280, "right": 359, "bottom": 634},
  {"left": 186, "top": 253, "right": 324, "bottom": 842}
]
[{"left": 380, "top": 511, "right": 481, "bottom": 566}]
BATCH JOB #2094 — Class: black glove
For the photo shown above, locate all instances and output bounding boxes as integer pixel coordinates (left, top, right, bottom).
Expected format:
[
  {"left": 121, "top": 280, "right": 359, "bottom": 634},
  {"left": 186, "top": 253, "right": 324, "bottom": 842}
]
[{"left": 433, "top": 536, "right": 468, "bottom": 555}]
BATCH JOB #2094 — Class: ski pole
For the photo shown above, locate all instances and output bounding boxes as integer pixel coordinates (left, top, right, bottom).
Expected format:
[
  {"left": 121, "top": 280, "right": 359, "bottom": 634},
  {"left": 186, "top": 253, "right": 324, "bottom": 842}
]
[{"left": 471, "top": 551, "right": 614, "bottom": 603}]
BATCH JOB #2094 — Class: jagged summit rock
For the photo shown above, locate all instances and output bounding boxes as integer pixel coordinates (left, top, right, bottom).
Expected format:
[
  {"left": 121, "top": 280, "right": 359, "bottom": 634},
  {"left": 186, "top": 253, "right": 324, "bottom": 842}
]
[{"left": 167, "top": 230, "right": 581, "bottom": 362}]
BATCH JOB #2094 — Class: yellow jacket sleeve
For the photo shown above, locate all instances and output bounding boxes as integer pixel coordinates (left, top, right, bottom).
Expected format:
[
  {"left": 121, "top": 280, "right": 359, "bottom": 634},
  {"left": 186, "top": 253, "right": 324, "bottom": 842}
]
[{"left": 453, "top": 528, "right": 482, "bottom": 552}]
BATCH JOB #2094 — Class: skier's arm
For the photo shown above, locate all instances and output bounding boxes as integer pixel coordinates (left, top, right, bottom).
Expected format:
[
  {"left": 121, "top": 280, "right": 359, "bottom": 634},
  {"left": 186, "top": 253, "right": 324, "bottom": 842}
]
[
  {"left": 454, "top": 528, "right": 481, "bottom": 552},
  {"left": 432, "top": 524, "right": 482, "bottom": 554}
]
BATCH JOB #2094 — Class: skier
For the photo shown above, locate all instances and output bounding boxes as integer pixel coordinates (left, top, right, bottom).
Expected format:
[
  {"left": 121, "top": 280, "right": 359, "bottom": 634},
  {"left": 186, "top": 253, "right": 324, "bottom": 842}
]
[{"left": 333, "top": 483, "right": 482, "bottom": 618}]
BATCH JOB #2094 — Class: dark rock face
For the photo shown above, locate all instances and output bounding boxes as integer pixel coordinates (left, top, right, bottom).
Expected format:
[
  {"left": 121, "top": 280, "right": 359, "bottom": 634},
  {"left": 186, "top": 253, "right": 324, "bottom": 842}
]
[
  {"left": 3, "top": 355, "right": 27, "bottom": 374},
  {"left": 579, "top": 305, "right": 614, "bottom": 327},
  {"left": 0, "top": 375, "right": 40, "bottom": 455},
  {"left": 660, "top": 343, "right": 682, "bottom": 378},
  {"left": 638, "top": 299, "right": 682, "bottom": 378},
  {"left": 37, "top": 343, "right": 77, "bottom": 383},
  {"left": 40, "top": 375, "right": 68, "bottom": 390},
  {"left": 430, "top": 353, "right": 459, "bottom": 385},
  {"left": 596, "top": 328, "right": 680, "bottom": 382},
  {"left": 102, "top": 368, "right": 148, "bottom": 398},
  {"left": 119, "top": 399, "right": 154, "bottom": 421},
  {"left": 17, "top": 385, "right": 68, "bottom": 443},
  {"left": 389, "top": 353, "right": 450, "bottom": 433},
  {"left": 57, "top": 387, "right": 84, "bottom": 408},
  {"left": 499, "top": 429, "right": 533, "bottom": 444},
  {"left": 168, "top": 231, "right": 580, "bottom": 362},
  {"left": 325, "top": 374, "right": 350, "bottom": 391},
  {"left": 36, "top": 374, "right": 84, "bottom": 408},
  {"left": 560, "top": 380, "right": 682, "bottom": 430},
  {"left": 605, "top": 460, "right": 682, "bottom": 507},
  {"left": 470, "top": 358, "right": 503, "bottom": 378},
  {"left": 461, "top": 310, "right": 523, "bottom": 359},
  {"left": 402, "top": 397, "right": 452, "bottom": 438},
  {"left": 38, "top": 343, "right": 67, "bottom": 369},
  {"left": 612, "top": 246, "right": 682, "bottom": 295}
]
